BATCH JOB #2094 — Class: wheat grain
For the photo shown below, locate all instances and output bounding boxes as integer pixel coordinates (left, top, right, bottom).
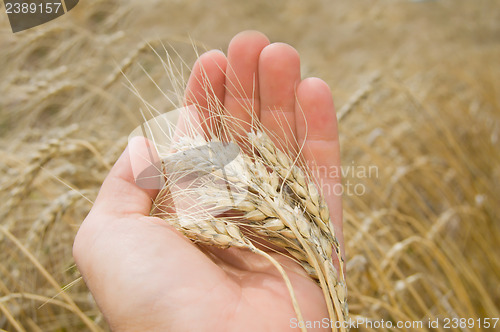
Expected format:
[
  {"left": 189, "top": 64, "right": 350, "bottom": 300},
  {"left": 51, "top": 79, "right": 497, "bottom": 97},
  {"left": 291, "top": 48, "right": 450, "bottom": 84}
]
[
  {"left": 26, "top": 189, "right": 91, "bottom": 250},
  {"left": 151, "top": 123, "right": 348, "bottom": 331}
]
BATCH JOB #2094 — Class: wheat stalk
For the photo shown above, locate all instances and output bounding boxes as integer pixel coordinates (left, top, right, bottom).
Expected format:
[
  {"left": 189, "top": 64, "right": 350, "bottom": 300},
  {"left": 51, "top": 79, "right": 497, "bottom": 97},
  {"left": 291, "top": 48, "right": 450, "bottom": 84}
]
[{"left": 148, "top": 109, "right": 348, "bottom": 331}]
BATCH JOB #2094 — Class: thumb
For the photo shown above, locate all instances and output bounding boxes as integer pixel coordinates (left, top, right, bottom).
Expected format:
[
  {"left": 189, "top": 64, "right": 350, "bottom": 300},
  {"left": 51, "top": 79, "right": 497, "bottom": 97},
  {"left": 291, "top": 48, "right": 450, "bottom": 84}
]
[{"left": 93, "top": 137, "right": 161, "bottom": 218}]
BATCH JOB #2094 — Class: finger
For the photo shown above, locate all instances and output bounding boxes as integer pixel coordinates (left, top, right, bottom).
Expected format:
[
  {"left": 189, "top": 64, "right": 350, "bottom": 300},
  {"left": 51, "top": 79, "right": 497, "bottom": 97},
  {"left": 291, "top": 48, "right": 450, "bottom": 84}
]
[
  {"left": 184, "top": 50, "right": 227, "bottom": 137},
  {"left": 295, "top": 78, "right": 344, "bottom": 254},
  {"left": 171, "top": 104, "right": 205, "bottom": 142},
  {"left": 92, "top": 137, "right": 160, "bottom": 218},
  {"left": 224, "top": 30, "right": 269, "bottom": 138},
  {"left": 259, "top": 43, "right": 301, "bottom": 154}
]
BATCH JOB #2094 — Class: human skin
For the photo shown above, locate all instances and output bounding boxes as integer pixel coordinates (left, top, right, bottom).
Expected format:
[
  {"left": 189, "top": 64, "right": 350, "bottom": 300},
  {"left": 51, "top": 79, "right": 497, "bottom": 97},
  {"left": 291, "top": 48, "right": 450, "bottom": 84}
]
[{"left": 73, "top": 30, "right": 343, "bottom": 332}]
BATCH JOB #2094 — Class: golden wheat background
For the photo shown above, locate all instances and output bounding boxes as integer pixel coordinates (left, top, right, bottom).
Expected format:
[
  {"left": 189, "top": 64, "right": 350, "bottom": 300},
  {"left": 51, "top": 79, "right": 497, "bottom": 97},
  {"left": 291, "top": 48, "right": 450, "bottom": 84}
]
[{"left": 0, "top": 0, "right": 499, "bottom": 331}]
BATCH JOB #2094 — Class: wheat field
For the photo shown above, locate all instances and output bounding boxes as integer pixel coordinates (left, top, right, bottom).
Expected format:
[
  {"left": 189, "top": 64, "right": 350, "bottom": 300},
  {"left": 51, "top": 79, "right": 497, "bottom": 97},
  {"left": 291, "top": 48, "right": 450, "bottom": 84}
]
[{"left": 0, "top": 0, "right": 499, "bottom": 331}]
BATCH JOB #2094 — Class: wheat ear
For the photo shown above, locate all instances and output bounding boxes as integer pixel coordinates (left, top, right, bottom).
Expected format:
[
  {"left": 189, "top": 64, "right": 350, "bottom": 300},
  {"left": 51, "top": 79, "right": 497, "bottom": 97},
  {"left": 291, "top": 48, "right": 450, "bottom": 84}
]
[{"left": 149, "top": 125, "right": 348, "bottom": 330}]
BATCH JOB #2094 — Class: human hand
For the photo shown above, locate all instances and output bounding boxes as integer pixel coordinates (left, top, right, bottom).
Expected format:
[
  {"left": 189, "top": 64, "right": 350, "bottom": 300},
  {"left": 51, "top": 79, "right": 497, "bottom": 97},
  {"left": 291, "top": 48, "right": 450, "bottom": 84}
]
[{"left": 73, "top": 30, "right": 343, "bottom": 331}]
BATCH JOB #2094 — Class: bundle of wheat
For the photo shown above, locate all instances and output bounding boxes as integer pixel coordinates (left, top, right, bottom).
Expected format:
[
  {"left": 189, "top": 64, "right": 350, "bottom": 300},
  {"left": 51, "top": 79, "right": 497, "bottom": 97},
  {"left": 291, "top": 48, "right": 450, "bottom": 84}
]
[{"left": 138, "top": 100, "right": 348, "bottom": 331}]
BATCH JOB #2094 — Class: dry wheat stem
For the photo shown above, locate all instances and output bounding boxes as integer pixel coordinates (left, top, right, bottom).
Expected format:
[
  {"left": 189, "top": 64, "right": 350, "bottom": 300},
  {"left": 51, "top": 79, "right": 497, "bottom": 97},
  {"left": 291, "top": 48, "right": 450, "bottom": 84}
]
[{"left": 151, "top": 123, "right": 348, "bottom": 331}]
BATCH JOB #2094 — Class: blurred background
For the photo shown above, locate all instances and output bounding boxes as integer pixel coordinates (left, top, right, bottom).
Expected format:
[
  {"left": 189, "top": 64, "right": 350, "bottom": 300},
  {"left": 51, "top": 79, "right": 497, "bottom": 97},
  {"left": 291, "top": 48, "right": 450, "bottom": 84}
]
[{"left": 0, "top": 0, "right": 499, "bottom": 330}]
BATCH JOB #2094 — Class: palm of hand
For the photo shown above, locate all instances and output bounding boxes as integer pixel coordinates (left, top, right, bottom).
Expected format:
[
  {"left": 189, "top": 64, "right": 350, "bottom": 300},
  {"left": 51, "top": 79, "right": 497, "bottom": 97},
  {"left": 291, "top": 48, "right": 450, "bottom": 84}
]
[{"left": 74, "top": 31, "right": 342, "bottom": 331}]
